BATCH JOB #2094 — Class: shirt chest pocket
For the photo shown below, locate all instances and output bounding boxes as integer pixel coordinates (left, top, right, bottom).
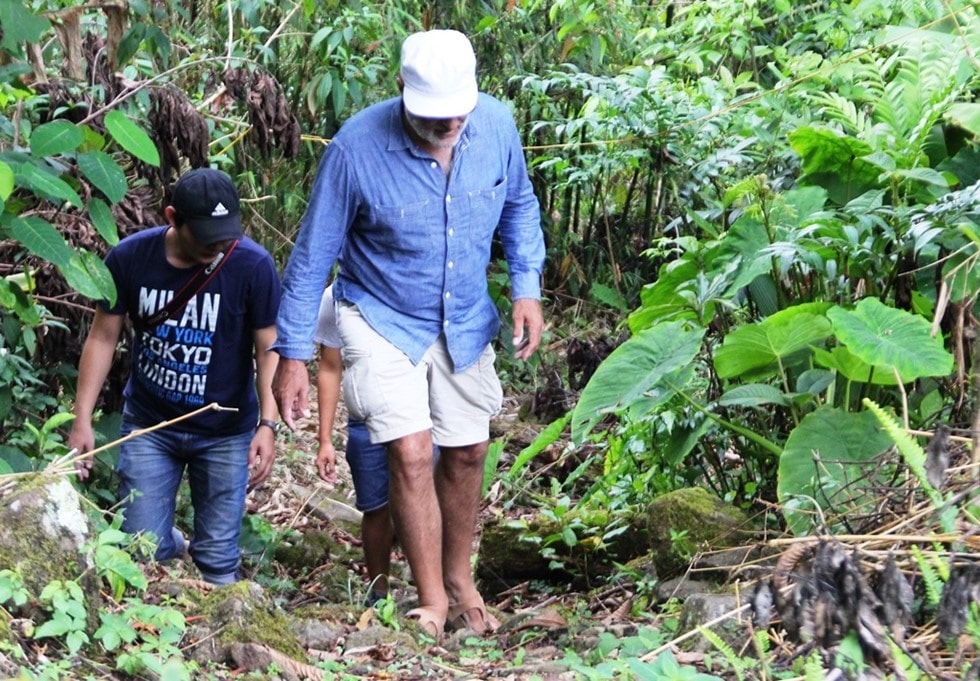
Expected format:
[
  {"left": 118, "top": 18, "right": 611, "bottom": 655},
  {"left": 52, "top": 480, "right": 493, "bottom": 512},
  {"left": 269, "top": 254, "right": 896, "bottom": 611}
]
[
  {"left": 466, "top": 178, "right": 507, "bottom": 240},
  {"left": 367, "top": 199, "right": 444, "bottom": 252}
]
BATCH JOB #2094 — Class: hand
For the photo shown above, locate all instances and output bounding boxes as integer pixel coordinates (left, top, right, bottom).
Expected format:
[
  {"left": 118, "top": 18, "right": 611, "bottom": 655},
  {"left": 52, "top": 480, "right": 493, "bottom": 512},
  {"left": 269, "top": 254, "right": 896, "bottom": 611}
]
[
  {"left": 316, "top": 441, "right": 337, "bottom": 484},
  {"left": 68, "top": 422, "right": 96, "bottom": 481},
  {"left": 247, "top": 428, "right": 277, "bottom": 489},
  {"left": 272, "top": 357, "right": 311, "bottom": 431},
  {"left": 511, "top": 298, "right": 543, "bottom": 360}
]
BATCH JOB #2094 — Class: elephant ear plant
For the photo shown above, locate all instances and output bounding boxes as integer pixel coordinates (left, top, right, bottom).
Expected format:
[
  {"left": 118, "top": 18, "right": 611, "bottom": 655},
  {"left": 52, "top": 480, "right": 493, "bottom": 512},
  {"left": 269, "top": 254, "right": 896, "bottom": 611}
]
[
  {"left": 570, "top": 288, "right": 956, "bottom": 536},
  {"left": 777, "top": 297, "right": 953, "bottom": 535}
]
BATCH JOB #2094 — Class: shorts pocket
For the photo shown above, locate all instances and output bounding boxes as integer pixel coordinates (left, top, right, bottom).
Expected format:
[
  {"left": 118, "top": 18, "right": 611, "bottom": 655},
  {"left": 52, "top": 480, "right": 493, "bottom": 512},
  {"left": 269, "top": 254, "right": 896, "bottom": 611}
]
[
  {"left": 477, "top": 345, "right": 503, "bottom": 416},
  {"left": 342, "top": 353, "right": 383, "bottom": 422}
]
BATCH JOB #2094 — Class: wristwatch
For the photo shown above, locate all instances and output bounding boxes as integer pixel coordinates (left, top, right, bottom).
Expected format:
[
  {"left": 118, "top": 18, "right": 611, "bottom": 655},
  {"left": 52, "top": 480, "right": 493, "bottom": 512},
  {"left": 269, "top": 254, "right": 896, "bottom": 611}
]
[{"left": 257, "top": 418, "right": 281, "bottom": 435}]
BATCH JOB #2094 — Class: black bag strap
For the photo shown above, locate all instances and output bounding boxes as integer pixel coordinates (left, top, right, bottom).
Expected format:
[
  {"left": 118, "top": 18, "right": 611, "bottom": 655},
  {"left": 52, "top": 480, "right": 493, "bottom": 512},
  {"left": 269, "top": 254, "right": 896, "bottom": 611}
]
[{"left": 136, "top": 239, "right": 240, "bottom": 331}]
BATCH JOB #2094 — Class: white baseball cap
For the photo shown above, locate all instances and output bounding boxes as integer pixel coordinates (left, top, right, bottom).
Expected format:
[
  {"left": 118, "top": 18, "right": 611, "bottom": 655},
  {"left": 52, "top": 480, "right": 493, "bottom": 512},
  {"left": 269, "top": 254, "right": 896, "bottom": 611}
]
[{"left": 400, "top": 29, "right": 478, "bottom": 118}]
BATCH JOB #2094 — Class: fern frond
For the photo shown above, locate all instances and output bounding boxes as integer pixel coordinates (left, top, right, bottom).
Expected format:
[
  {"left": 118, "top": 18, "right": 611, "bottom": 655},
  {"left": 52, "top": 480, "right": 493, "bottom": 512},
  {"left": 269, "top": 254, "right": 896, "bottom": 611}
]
[
  {"left": 804, "top": 649, "right": 825, "bottom": 681},
  {"left": 864, "top": 400, "right": 958, "bottom": 532},
  {"left": 831, "top": 93, "right": 873, "bottom": 134},
  {"left": 910, "top": 544, "right": 944, "bottom": 608},
  {"left": 888, "top": 637, "right": 924, "bottom": 681},
  {"left": 876, "top": 52, "right": 909, "bottom": 135},
  {"left": 906, "top": 83, "right": 963, "bottom": 162},
  {"left": 753, "top": 628, "right": 770, "bottom": 657},
  {"left": 698, "top": 626, "right": 747, "bottom": 681},
  {"left": 862, "top": 400, "right": 940, "bottom": 502}
]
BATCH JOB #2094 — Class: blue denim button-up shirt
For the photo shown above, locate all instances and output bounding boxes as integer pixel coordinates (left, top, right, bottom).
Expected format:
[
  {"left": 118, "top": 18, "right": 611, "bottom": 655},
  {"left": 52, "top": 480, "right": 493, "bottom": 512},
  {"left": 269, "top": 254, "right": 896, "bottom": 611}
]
[{"left": 274, "top": 94, "right": 545, "bottom": 371}]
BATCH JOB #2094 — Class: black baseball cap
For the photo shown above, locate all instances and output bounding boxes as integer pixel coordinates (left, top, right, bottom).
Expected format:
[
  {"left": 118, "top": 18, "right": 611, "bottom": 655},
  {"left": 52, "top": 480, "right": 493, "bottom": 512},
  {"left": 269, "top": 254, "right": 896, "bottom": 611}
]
[{"left": 170, "top": 168, "right": 243, "bottom": 245}]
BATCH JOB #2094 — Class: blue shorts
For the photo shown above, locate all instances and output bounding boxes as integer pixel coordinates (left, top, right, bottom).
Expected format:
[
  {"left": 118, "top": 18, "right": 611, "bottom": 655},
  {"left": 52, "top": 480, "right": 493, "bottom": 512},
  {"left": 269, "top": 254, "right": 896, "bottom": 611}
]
[
  {"left": 346, "top": 420, "right": 389, "bottom": 513},
  {"left": 345, "top": 420, "right": 440, "bottom": 513}
]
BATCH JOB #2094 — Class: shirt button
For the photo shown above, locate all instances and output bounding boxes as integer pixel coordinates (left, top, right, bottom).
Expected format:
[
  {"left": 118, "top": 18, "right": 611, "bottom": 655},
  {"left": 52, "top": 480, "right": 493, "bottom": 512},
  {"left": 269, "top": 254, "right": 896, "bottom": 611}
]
[
  {"left": 445, "top": 291, "right": 451, "bottom": 300},
  {"left": 446, "top": 195, "right": 452, "bottom": 203},
  {"left": 448, "top": 261, "right": 454, "bottom": 269},
  {"left": 448, "top": 228, "right": 454, "bottom": 237},
  {"left": 430, "top": 162, "right": 437, "bottom": 169},
  {"left": 443, "top": 320, "right": 449, "bottom": 328}
]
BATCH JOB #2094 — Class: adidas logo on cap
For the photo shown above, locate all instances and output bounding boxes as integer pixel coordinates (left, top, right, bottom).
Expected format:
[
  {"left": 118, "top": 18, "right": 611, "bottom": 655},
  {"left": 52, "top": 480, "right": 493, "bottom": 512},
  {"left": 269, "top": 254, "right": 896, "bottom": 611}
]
[{"left": 171, "top": 168, "right": 244, "bottom": 244}]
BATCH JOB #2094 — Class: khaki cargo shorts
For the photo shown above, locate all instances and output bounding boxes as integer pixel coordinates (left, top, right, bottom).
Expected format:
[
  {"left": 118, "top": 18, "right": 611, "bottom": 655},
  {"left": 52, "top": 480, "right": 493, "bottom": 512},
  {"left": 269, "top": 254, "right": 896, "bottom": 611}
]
[{"left": 337, "top": 302, "right": 503, "bottom": 447}]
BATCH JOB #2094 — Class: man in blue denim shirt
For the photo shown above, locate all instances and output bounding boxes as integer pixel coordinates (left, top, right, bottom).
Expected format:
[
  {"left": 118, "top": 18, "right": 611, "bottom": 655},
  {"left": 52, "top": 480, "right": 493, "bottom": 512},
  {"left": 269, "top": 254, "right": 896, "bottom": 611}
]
[{"left": 273, "top": 29, "right": 544, "bottom": 636}]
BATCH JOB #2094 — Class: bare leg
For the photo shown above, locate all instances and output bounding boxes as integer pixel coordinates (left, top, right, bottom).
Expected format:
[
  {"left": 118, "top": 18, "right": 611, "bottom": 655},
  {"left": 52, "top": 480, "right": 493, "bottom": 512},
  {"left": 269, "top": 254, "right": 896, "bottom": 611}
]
[
  {"left": 387, "top": 430, "right": 448, "bottom": 631},
  {"left": 436, "top": 441, "right": 497, "bottom": 631},
  {"left": 361, "top": 505, "right": 393, "bottom": 598}
]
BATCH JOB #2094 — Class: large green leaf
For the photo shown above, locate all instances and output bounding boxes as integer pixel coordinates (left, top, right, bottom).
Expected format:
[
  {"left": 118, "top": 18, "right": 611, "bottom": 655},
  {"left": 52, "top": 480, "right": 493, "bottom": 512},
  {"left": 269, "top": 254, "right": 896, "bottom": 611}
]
[
  {"left": 788, "top": 127, "right": 881, "bottom": 203},
  {"left": 789, "top": 127, "right": 876, "bottom": 178},
  {"left": 571, "top": 321, "right": 704, "bottom": 443},
  {"left": 590, "top": 282, "right": 627, "bottom": 312},
  {"left": 812, "top": 346, "right": 899, "bottom": 385},
  {"left": 0, "top": 161, "right": 13, "bottom": 200},
  {"left": 626, "top": 242, "right": 743, "bottom": 333},
  {"left": 116, "top": 23, "right": 147, "bottom": 67},
  {"left": 713, "top": 302, "right": 833, "bottom": 379},
  {"left": 827, "top": 298, "right": 953, "bottom": 382},
  {"left": 661, "top": 417, "right": 714, "bottom": 468},
  {"left": 87, "top": 198, "right": 120, "bottom": 246},
  {"left": 0, "top": 446, "right": 34, "bottom": 474},
  {"left": 723, "top": 187, "right": 831, "bottom": 267},
  {"left": 30, "top": 120, "right": 84, "bottom": 158},
  {"left": 17, "top": 162, "right": 82, "bottom": 208},
  {"left": 104, "top": 110, "right": 161, "bottom": 166},
  {"left": 939, "top": 144, "right": 980, "bottom": 188},
  {"left": 61, "top": 250, "right": 117, "bottom": 305},
  {"left": 7, "top": 216, "right": 75, "bottom": 267},
  {"left": 627, "top": 258, "right": 702, "bottom": 332},
  {"left": 0, "top": 277, "right": 41, "bottom": 325},
  {"left": 946, "top": 103, "right": 980, "bottom": 138},
  {"left": 77, "top": 151, "right": 127, "bottom": 204},
  {"left": 0, "top": 2, "right": 50, "bottom": 56},
  {"left": 778, "top": 406, "right": 894, "bottom": 536},
  {"left": 890, "top": 167, "right": 953, "bottom": 190},
  {"left": 796, "top": 368, "right": 835, "bottom": 396},
  {"left": 624, "top": 363, "right": 696, "bottom": 423},
  {"left": 717, "top": 384, "right": 790, "bottom": 408},
  {"left": 143, "top": 25, "right": 172, "bottom": 66},
  {"left": 713, "top": 216, "right": 773, "bottom": 291}
]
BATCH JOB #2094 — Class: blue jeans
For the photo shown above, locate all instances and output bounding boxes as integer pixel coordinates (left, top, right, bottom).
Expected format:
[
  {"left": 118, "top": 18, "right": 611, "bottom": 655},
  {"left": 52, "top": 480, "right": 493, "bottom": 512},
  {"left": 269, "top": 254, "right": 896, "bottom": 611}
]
[{"left": 117, "top": 418, "right": 252, "bottom": 584}]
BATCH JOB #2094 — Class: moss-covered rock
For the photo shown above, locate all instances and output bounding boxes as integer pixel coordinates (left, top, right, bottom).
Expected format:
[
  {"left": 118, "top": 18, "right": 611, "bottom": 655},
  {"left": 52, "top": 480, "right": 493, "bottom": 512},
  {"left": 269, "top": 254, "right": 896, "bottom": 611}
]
[
  {"left": 677, "top": 592, "right": 743, "bottom": 652},
  {"left": 477, "top": 517, "right": 556, "bottom": 585},
  {"left": 273, "top": 528, "right": 335, "bottom": 571},
  {"left": 186, "top": 581, "right": 306, "bottom": 665},
  {"left": 477, "top": 507, "right": 648, "bottom": 587},
  {"left": 309, "top": 562, "right": 365, "bottom": 604},
  {"left": 0, "top": 474, "right": 100, "bottom": 628},
  {"left": 646, "top": 487, "right": 750, "bottom": 578}
]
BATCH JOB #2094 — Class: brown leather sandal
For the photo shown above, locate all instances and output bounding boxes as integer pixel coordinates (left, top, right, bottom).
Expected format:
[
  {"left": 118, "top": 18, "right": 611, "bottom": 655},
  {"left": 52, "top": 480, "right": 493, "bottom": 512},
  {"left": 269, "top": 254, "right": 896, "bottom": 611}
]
[
  {"left": 406, "top": 606, "right": 445, "bottom": 638},
  {"left": 448, "top": 596, "right": 500, "bottom": 634}
]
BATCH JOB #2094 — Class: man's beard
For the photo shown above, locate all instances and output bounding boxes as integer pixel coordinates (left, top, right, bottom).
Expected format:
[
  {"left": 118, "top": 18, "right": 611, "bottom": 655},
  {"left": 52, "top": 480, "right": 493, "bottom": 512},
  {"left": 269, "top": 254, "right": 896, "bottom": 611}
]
[{"left": 405, "top": 113, "right": 469, "bottom": 149}]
